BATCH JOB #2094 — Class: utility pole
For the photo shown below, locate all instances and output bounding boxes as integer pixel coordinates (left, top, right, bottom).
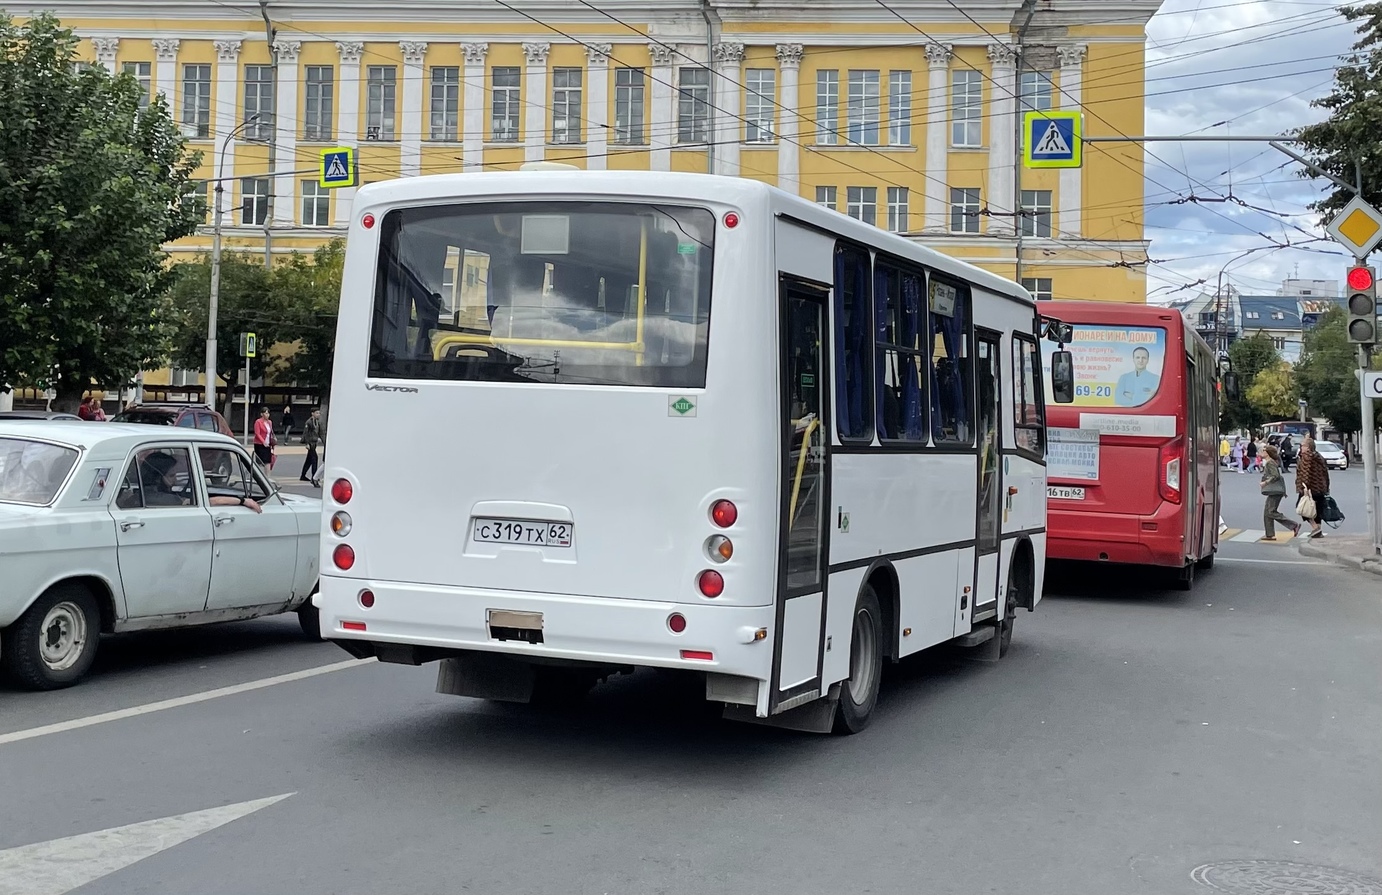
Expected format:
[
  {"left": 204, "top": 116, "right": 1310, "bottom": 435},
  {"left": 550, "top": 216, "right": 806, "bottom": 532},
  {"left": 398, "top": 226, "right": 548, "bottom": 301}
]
[
  {"left": 1012, "top": 0, "right": 1037, "bottom": 288},
  {"left": 259, "top": 0, "right": 276, "bottom": 271}
]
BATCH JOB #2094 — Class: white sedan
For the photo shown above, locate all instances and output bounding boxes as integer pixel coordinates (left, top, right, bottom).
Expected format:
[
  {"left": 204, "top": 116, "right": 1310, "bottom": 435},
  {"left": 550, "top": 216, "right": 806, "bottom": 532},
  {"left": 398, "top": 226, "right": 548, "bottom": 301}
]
[
  {"left": 0, "top": 422, "right": 321, "bottom": 689},
  {"left": 1317, "top": 440, "right": 1349, "bottom": 470}
]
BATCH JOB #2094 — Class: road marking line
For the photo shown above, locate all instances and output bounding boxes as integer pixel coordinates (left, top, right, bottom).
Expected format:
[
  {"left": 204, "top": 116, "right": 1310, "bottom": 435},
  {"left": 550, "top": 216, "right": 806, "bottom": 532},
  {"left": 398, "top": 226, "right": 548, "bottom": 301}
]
[
  {"left": 1215, "top": 557, "right": 1325, "bottom": 565},
  {"left": 0, "top": 658, "right": 376, "bottom": 747},
  {"left": 0, "top": 793, "right": 292, "bottom": 895}
]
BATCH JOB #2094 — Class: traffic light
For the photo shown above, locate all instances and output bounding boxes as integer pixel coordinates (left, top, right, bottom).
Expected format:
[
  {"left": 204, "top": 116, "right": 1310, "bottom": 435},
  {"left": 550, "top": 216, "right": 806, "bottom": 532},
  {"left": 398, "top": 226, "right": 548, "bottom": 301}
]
[{"left": 1346, "top": 264, "right": 1377, "bottom": 345}]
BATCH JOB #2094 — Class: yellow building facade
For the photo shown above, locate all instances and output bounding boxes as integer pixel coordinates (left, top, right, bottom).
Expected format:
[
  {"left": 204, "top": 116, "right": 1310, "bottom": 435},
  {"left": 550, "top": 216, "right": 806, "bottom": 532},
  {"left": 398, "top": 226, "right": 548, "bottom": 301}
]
[{"left": 50, "top": 0, "right": 1158, "bottom": 393}]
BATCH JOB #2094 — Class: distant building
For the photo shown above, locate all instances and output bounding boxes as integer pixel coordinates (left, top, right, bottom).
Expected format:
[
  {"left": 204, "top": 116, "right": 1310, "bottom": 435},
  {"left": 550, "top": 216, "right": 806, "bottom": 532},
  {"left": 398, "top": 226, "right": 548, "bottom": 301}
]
[
  {"left": 1279, "top": 278, "right": 1338, "bottom": 298},
  {"left": 1238, "top": 295, "right": 1304, "bottom": 363}
]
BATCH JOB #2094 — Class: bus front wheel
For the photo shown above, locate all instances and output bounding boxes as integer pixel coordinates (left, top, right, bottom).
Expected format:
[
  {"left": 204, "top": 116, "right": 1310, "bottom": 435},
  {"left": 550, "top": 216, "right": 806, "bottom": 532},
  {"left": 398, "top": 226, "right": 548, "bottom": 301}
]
[{"left": 833, "top": 585, "right": 883, "bottom": 735}]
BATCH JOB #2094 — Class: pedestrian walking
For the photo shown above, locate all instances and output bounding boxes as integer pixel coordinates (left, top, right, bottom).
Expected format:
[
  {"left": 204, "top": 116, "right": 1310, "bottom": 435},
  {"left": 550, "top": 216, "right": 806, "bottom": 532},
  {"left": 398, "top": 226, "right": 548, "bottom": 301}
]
[
  {"left": 252, "top": 406, "right": 276, "bottom": 469},
  {"left": 1294, "top": 434, "right": 1331, "bottom": 539},
  {"left": 300, "top": 408, "right": 324, "bottom": 483},
  {"left": 1230, "top": 437, "right": 1244, "bottom": 473},
  {"left": 1245, "top": 437, "right": 1259, "bottom": 472},
  {"left": 1259, "top": 445, "right": 1299, "bottom": 541},
  {"left": 281, "top": 405, "right": 296, "bottom": 443},
  {"left": 1279, "top": 434, "right": 1295, "bottom": 471}
]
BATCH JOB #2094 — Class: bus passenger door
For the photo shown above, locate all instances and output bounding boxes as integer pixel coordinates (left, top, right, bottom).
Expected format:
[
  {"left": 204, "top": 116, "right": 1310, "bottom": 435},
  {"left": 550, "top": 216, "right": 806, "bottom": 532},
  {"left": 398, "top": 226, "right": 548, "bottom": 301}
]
[
  {"left": 973, "top": 332, "right": 1002, "bottom": 618},
  {"left": 770, "top": 277, "right": 830, "bottom": 714}
]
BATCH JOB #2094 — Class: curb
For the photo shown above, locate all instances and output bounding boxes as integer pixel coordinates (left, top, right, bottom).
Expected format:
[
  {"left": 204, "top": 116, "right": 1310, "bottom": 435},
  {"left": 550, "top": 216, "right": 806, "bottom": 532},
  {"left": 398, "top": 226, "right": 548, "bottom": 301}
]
[{"left": 1296, "top": 541, "right": 1382, "bottom": 577}]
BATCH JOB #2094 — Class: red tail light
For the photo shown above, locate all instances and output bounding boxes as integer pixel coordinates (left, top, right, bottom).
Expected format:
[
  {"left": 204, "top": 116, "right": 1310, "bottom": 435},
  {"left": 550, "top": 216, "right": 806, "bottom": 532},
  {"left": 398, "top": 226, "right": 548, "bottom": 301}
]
[
  {"left": 331, "top": 478, "right": 353, "bottom": 504},
  {"left": 697, "top": 569, "right": 724, "bottom": 597},
  {"left": 1158, "top": 437, "right": 1183, "bottom": 505},
  {"left": 680, "top": 649, "right": 714, "bottom": 661},
  {"left": 333, "top": 544, "right": 356, "bottom": 569},
  {"left": 710, "top": 499, "right": 738, "bottom": 528}
]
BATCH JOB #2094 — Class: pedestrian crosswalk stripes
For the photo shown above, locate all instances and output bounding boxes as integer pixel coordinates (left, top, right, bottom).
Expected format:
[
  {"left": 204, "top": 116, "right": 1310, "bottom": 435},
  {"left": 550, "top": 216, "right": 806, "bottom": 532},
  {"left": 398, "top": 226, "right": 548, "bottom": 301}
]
[{"left": 1223, "top": 528, "right": 1297, "bottom": 545}]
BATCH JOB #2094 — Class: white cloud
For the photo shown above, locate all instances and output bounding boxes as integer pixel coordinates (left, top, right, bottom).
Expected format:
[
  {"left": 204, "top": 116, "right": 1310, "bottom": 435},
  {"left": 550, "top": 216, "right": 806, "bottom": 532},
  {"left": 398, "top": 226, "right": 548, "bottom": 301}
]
[{"left": 1136, "top": 0, "right": 1356, "bottom": 300}]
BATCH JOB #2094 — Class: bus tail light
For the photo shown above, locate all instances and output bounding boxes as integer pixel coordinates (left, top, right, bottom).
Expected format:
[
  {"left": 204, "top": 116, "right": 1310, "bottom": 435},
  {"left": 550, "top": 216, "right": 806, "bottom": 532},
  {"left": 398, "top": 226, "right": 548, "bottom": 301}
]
[
  {"left": 711, "top": 499, "right": 738, "bottom": 528},
  {"left": 331, "top": 478, "right": 353, "bottom": 505},
  {"left": 330, "top": 511, "right": 352, "bottom": 536},
  {"left": 681, "top": 649, "right": 714, "bottom": 661},
  {"left": 333, "top": 544, "right": 356, "bottom": 570},
  {"left": 668, "top": 612, "right": 687, "bottom": 633},
  {"left": 1159, "top": 437, "right": 1183, "bottom": 505},
  {"left": 698, "top": 569, "right": 724, "bottom": 598},
  {"left": 706, "top": 535, "right": 733, "bottom": 562}
]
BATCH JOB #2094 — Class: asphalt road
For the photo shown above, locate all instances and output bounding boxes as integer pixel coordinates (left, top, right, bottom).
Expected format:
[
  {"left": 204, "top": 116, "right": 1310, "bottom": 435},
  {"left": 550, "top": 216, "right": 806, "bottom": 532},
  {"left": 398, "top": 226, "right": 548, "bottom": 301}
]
[{"left": 1, "top": 470, "right": 1378, "bottom": 895}]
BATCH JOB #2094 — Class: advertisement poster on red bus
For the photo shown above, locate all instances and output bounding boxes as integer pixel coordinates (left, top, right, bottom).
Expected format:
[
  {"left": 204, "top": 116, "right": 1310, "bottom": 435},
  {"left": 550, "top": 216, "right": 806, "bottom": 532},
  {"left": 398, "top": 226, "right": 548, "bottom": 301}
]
[{"left": 1042, "top": 326, "right": 1167, "bottom": 408}]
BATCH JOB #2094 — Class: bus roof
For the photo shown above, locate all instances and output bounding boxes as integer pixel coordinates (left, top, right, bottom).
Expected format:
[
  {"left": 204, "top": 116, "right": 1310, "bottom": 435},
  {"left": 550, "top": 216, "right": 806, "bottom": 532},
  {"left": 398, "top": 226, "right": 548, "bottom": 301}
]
[
  {"left": 352, "top": 170, "right": 1035, "bottom": 308},
  {"left": 1042, "top": 300, "right": 1185, "bottom": 324}
]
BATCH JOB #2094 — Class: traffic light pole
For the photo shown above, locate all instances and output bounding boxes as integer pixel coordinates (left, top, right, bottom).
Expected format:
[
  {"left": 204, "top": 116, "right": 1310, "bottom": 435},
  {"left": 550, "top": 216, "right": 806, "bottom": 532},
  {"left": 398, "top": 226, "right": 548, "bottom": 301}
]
[{"left": 1360, "top": 341, "right": 1380, "bottom": 555}]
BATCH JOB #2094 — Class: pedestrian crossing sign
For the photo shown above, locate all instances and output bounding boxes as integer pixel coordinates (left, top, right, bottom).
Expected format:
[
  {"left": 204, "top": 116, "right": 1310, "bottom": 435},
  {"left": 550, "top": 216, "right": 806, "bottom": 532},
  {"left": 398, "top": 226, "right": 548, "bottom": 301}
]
[
  {"left": 1023, "top": 111, "right": 1082, "bottom": 169},
  {"left": 318, "top": 147, "right": 358, "bottom": 188}
]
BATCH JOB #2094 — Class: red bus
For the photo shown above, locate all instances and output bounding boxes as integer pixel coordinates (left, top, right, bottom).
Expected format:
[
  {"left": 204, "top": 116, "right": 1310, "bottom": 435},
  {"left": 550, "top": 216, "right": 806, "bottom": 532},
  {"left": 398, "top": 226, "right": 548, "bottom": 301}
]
[{"left": 1039, "top": 301, "right": 1221, "bottom": 589}]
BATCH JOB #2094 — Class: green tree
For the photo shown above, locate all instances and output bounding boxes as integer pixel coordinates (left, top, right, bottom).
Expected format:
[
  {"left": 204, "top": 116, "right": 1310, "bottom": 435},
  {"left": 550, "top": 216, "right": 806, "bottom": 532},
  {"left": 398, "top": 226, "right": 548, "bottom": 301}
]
[
  {"left": 1297, "top": 3, "right": 1382, "bottom": 219},
  {"left": 1222, "top": 333, "right": 1281, "bottom": 432},
  {"left": 1296, "top": 305, "right": 1382, "bottom": 433},
  {"left": 0, "top": 14, "right": 203, "bottom": 409},
  {"left": 166, "top": 253, "right": 280, "bottom": 420},
  {"left": 271, "top": 240, "right": 343, "bottom": 397},
  {"left": 1246, "top": 362, "right": 1298, "bottom": 420}
]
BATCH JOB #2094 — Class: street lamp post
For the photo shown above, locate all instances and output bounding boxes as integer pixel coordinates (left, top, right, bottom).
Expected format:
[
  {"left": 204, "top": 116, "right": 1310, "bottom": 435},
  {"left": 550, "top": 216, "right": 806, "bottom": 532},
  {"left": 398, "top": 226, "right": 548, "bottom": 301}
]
[{"left": 205, "top": 115, "right": 260, "bottom": 410}]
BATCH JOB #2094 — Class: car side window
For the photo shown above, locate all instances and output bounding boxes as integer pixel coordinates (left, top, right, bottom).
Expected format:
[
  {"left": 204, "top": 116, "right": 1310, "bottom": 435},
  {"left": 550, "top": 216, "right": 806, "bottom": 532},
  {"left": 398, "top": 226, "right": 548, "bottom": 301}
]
[
  {"left": 175, "top": 413, "right": 196, "bottom": 428},
  {"left": 198, "top": 447, "right": 272, "bottom": 502},
  {"left": 116, "top": 448, "right": 198, "bottom": 509},
  {"left": 195, "top": 413, "right": 218, "bottom": 431}
]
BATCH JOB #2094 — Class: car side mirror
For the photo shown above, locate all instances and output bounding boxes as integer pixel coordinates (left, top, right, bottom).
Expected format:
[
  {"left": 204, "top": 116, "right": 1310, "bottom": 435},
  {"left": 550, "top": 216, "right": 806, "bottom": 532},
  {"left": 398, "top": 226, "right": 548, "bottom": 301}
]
[
  {"left": 1051, "top": 350, "right": 1075, "bottom": 404},
  {"left": 1223, "top": 371, "right": 1240, "bottom": 402}
]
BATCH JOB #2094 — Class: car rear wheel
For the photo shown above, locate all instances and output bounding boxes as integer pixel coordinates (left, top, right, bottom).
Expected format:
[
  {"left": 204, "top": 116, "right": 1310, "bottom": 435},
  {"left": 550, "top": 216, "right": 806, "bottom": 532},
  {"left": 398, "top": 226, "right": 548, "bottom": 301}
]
[{"left": 3, "top": 584, "right": 100, "bottom": 690}]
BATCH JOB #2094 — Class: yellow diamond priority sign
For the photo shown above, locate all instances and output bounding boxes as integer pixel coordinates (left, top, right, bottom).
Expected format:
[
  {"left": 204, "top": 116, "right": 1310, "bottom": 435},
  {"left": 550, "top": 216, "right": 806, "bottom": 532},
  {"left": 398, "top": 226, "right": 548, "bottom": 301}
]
[{"left": 1325, "top": 195, "right": 1382, "bottom": 258}]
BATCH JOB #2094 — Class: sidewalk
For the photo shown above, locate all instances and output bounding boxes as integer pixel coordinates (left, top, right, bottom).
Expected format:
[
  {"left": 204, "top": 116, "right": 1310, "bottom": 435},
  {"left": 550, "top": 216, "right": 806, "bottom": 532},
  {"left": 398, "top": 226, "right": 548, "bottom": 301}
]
[{"left": 1297, "top": 533, "right": 1382, "bottom": 577}]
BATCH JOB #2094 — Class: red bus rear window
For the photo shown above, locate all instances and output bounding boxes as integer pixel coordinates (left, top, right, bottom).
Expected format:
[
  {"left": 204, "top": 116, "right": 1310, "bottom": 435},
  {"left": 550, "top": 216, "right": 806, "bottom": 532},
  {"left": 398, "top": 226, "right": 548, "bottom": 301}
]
[{"left": 1042, "top": 325, "right": 1166, "bottom": 408}]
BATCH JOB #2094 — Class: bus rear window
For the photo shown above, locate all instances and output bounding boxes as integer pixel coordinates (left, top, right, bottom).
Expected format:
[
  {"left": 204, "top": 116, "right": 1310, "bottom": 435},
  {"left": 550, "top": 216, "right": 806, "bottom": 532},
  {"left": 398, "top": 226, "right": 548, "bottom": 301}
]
[
  {"left": 368, "top": 201, "right": 715, "bottom": 387},
  {"left": 1041, "top": 325, "right": 1167, "bottom": 408}
]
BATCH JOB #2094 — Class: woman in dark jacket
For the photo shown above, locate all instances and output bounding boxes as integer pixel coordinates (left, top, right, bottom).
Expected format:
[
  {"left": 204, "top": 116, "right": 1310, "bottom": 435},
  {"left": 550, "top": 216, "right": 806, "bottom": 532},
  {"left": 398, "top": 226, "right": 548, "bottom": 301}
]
[{"left": 1294, "top": 435, "right": 1331, "bottom": 539}]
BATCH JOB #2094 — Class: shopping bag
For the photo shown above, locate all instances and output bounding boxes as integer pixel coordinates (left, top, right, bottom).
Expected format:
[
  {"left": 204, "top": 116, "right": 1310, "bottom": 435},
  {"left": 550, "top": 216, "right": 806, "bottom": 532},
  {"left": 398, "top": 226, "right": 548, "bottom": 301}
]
[
  {"left": 1296, "top": 493, "right": 1316, "bottom": 519},
  {"left": 1320, "top": 493, "right": 1345, "bottom": 527}
]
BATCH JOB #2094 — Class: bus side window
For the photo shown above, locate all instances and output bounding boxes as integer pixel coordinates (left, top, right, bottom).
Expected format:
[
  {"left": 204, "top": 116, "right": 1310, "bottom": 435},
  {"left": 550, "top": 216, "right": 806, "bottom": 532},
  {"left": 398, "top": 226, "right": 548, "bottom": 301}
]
[
  {"left": 833, "top": 242, "right": 874, "bottom": 442},
  {"left": 874, "top": 255, "right": 926, "bottom": 442},
  {"left": 928, "top": 275, "right": 973, "bottom": 445}
]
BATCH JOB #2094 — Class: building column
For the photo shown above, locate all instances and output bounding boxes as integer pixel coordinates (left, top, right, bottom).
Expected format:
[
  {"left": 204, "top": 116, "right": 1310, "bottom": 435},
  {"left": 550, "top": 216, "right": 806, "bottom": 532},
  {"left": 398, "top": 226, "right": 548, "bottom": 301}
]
[
  {"left": 585, "top": 43, "right": 612, "bottom": 170},
  {"left": 152, "top": 38, "right": 179, "bottom": 105},
  {"left": 923, "top": 43, "right": 952, "bottom": 233},
  {"left": 272, "top": 40, "right": 301, "bottom": 227},
  {"left": 776, "top": 44, "right": 803, "bottom": 193},
  {"left": 1058, "top": 44, "right": 1087, "bottom": 238},
  {"left": 334, "top": 41, "right": 363, "bottom": 226},
  {"left": 986, "top": 43, "right": 1017, "bottom": 237},
  {"left": 523, "top": 42, "right": 550, "bottom": 163},
  {"left": 213, "top": 40, "right": 241, "bottom": 213},
  {"left": 461, "top": 42, "right": 488, "bottom": 172},
  {"left": 92, "top": 37, "right": 119, "bottom": 73},
  {"left": 400, "top": 41, "right": 428, "bottom": 177},
  {"left": 649, "top": 43, "right": 675, "bottom": 171},
  {"left": 712, "top": 42, "right": 744, "bottom": 176}
]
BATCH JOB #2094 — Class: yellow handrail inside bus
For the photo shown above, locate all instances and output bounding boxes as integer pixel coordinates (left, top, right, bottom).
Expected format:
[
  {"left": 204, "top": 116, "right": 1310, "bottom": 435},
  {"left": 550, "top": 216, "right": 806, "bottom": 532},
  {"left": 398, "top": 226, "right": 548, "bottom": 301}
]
[
  {"left": 433, "top": 332, "right": 646, "bottom": 357},
  {"left": 635, "top": 219, "right": 648, "bottom": 367},
  {"left": 788, "top": 417, "right": 820, "bottom": 528}
]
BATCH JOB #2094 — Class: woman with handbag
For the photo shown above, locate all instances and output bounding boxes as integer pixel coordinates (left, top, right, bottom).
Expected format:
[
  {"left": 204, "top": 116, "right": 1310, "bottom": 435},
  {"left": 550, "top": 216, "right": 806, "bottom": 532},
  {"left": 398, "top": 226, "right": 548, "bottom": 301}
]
[
  {"left": 1260, "top": 445, "right": 1299, "bottom": 540},
  {"left": 1294, "top": 434, "right": 1331, "bottom": 539}
]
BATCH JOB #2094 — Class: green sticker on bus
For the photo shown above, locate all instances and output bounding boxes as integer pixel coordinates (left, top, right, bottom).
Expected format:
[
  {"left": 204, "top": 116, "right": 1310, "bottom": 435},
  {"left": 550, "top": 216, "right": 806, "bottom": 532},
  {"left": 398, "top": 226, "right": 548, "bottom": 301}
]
[
  {"left": 801, "top": 373, "right": 815, "bottom": 387},
  {"left": 677, "top": 243, "right": 698, "bottom": 254}
]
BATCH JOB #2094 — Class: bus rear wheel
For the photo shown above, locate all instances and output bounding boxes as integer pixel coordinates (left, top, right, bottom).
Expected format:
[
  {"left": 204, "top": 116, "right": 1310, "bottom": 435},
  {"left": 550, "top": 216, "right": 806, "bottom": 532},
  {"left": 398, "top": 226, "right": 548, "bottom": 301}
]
[{"left": 833, "top": 585, "right": 883, "bottom": 735}]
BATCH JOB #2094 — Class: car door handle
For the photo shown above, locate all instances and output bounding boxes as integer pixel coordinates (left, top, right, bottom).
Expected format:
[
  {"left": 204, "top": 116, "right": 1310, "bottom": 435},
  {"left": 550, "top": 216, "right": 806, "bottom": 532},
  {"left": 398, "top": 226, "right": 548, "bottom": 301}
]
[
  {"left": 214, "top": 515, "right": 235, "bottom": 526},
  {"left": 119, "top": 520, "right": 144, "bottom": 531}
]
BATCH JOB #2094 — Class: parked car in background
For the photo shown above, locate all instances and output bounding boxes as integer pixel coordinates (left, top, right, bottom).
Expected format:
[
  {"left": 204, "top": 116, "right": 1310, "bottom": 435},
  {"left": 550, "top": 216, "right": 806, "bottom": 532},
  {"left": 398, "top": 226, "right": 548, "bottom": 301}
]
[
  {"left": 0, "top": 411, "right": 82, "bottom": 421},
  {"left": 0, "top": 422, "right": 321, "bottom": 690},
  {"left": 111, "top": 403, "right": 235, "bottom": 437},
  {"left": 1316, "top": 440, "right": 1349, "bottom": 470}
]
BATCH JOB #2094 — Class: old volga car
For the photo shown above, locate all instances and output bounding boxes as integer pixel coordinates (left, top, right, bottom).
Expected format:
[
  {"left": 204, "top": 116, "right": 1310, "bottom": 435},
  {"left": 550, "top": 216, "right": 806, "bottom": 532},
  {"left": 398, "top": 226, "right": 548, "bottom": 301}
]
[{"left": 0, "top": 422, "right": 321, "bottom": 689}]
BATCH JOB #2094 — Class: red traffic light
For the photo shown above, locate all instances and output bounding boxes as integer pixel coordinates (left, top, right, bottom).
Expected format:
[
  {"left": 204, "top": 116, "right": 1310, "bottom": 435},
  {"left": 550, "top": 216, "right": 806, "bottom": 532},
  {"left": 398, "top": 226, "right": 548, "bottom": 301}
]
[{"left": 1347, "top": 266, "right": 1374, "bottom": 291}]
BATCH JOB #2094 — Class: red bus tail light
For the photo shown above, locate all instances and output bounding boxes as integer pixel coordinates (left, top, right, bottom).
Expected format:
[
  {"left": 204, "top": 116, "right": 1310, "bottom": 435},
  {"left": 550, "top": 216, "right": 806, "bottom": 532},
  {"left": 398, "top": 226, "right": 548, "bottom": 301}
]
[{"left": 1159, "top": 437, "right": 1183, "bottom": 505}]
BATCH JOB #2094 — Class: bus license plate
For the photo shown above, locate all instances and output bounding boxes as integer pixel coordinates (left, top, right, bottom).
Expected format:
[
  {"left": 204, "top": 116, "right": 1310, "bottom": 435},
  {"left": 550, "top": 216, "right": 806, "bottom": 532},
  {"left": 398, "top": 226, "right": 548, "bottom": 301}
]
[
  {"left": 473, "top": 518, "right": 573, "bottom": 547},
  {"left": 1048, "top": 486, "right": 1086, "bottom": 500}
]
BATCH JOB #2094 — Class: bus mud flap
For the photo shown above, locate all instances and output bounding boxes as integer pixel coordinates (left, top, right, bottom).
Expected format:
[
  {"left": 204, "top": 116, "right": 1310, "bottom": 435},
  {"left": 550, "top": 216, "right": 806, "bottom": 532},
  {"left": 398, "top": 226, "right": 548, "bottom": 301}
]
[
  {"left": 722, "top": 685, "right": 840, "bottom": 734},
  {"left": 436, "top": 654, "right": 537, "bottom": 703}
]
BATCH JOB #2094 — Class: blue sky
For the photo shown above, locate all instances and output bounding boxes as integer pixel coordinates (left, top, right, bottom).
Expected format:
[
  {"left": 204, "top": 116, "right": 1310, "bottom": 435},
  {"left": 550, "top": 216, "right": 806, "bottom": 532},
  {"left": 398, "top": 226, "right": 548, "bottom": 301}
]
[{"left": 1140, "top": 0, "right": 1357, "bottom": 300}]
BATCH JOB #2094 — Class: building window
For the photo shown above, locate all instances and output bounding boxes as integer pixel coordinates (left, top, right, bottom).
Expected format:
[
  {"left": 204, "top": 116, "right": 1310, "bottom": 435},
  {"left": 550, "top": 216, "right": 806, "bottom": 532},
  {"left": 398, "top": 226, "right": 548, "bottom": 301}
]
[
  {"left": 366, "top": 66, "right": 397, "bottom": 141},
  {"left": 181, "top": 64, "right": 211, "bottom": 139},
  {"left": 122, "top": 61, "right": 151, "bottom": 109},
  {"left": 846, "top": 69, "right": 880, "bottom": 146},
  {"left": 1245, "top": 310, "right": 1260, "bottom": 319},
  {"left": 552, "top": 67, "right": 582, "bottom": 144},
  {"left": 846, "top": 186, "right": 876, "bottom": 226},
  {"left": 240, "top": 178, "right": 269, "bottom": 226},
  {"left": 887, "top": 187, "right": 909, "bottom": 233},
  {"left": 613, "top": 67, "right": 645, "bottom": 144},
  {"left": 834, "top": 242, "right": 874, "bottom": 442},
  {"left": 951, "top": 70, "right": 981, "bottom": 148},
  {"left": 950, "top": 187, "right": 980, "bottom": 233},
  {"left": 1271, "top": 336, "right": 1286, "bottom": 350},
  {"left": 491, "top": 67, "right": 521, "bottom": 142},
  {"left": 744, "top": 68, "right": 775, "bottom": 143},
  {"left": 816, "top": 69, "right": 839, "bottom": 145},
  {"left": 243, "top": 65, "right": 275, "bottom": 141},
  {"left": 815, "top": 186, "right": 837, "bottom": 210},
  {"left": 888, "top": 70, "right": 911, "bottom": 145},
  {"left": 677, "top": 67, "right": 711, "bottom": 143},
  {"left": 304, "top": 66, "right": 334, "bottom": 140},
  {"left": 1021, "top": 277, "right": 1053, "bottom": 302},
  {"left": 875, "top": 258, "right": 927, "bottom": 442},
  {"left": 1271, "top": 310, "right": 1286, "bottom": 320},
  {"left": 1019, "top": 70, "right": 1054, "bottom": 147},
  {"left": 428, "top": 66, "right": 459, "bottom": 141},
  {"left": 301, "top": 180, "right": 330, "bottom": 227},
  {"left": 1020, "top": 189, "right": 1053, "bottom": 237}
]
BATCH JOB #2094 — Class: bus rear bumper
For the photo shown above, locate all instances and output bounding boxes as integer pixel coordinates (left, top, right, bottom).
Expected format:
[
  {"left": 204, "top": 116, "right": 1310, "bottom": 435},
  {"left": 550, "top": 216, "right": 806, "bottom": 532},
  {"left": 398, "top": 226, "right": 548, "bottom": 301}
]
[
  {"left": 316, "top": 576, "right": 775, "bottom": 680},
  {"left": 1047, "top": 505, "right": 1187, "bottom": 568}
]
